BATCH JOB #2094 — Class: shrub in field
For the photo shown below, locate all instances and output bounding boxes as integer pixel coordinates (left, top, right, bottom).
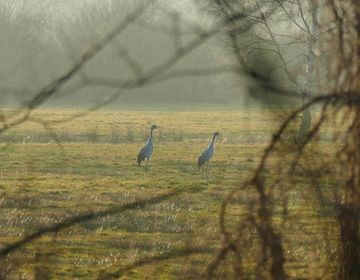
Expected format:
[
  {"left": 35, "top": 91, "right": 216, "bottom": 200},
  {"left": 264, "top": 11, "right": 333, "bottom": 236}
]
[
  {"left": 109, "top": 126, "right": 121, "bottom": 143},
  {"left": 84, "top": 127, "right": 101, "bottom": 143},
  {"left": 157, "top": 127, "right": 164, "bottom": 143},
  {"left": 172, "top": 132, "right": 184, "bottom": 142},
  {"left": 125, "top": 125, "right": 135, "bottom": 142}
]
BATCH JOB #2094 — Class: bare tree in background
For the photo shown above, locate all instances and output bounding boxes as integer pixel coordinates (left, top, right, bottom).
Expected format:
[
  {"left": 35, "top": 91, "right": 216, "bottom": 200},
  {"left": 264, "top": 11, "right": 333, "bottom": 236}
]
[{"left": 209, "top": 0, "right": 333, "bottom": 139}]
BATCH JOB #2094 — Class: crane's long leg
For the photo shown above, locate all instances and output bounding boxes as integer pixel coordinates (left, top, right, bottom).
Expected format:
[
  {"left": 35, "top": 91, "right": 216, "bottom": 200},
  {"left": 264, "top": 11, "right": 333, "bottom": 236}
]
[
  {"left": 145, "top": 158, "right": 149, "bottom": 172},
  {"left": 205, "top": 161, "right": 209, "bottom": 178}
]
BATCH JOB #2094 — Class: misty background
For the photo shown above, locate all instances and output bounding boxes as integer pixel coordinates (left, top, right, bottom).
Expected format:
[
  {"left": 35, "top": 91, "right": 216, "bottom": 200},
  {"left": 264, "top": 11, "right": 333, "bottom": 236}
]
[{"left": 0, "top": 0, "right": 251, "bottom": 108}]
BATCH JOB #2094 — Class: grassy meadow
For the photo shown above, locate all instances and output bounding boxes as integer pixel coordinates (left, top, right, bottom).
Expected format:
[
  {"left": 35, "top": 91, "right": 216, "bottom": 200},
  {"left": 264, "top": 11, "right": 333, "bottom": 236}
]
[{"left": 0, "top": 108, "right": 337, "bottom": 279}]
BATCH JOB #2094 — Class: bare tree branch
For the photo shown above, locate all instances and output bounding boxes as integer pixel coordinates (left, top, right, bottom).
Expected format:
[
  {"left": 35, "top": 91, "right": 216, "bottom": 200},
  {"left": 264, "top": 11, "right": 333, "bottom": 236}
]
[
  {"left": 99, "top": 247, "right": 208, "bottom": 279},
  {"left": 0, "top": 190, "right": 183, "bottom": 259}
]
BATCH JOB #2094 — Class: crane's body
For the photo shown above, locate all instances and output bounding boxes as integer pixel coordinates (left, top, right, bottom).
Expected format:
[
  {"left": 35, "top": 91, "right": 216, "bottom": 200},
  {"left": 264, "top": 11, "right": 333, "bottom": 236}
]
[
  {"left": 198, "top": 132, "right": 219, "bottom": 175},
  {"left": 137, "top": 137, "right": 153, "bottom": 165},
  {"left": 198, "top": 142, "right": 215, "bottom": 167},
  {"left": 137, "top": 124, "right": 158, "bottom": 171}
]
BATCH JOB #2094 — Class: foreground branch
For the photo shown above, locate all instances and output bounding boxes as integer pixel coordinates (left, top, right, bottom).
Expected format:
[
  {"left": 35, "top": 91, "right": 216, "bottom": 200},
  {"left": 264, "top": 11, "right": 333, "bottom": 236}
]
[{"left": 0, "top": 190, "right": 182, "bottom": 259}]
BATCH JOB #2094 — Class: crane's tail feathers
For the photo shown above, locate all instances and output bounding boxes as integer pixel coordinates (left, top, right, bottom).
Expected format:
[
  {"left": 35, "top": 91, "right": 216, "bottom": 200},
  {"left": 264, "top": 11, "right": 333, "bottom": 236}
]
[
  {"left": 198, "top": 156, "right": 204, "bottom": 169},
  {"left": 137, "top": 155, "right": 143, "bottom": 166}
]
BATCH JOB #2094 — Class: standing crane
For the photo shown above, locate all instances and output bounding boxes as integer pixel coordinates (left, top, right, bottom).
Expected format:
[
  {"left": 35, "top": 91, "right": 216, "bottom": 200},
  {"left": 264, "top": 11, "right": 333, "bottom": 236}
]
[
  {"left": 137, "top": 124, "right": 159, "bottom": 171},
  {"left": 198, "top": 131, "right": 219, "bottom": 175}
]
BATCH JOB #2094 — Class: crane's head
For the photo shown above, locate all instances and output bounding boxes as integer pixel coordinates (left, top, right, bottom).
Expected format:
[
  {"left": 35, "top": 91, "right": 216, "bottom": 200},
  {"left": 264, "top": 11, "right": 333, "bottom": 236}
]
[
  {"left": 213, "top": 131, "right": 220, "bottom": 137},
  {"left": 151, "top": 124, "right": 159, "bottom": 130}
]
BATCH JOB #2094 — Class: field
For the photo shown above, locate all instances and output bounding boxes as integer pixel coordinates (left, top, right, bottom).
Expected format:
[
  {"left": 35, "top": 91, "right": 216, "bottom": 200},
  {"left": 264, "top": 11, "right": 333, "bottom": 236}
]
[{"left": 0, "top": 108, "right": 336, "bottom": 279}]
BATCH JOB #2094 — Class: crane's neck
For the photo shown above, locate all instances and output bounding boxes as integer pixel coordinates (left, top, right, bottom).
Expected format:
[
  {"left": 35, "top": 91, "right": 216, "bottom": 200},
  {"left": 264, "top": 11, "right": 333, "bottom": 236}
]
[
  {"left": 209, "top": 135, "right": 216, "bottom": 147},
  {"left": 147, "top": 128, "right": 154, "bottom": 143}
]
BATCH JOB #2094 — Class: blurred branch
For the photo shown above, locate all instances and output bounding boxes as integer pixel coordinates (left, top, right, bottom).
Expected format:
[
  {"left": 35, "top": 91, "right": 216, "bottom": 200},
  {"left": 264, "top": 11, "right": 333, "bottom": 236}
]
[
  {"left": 113, "top": 45, "right": 143, "bottom": 78},
  {"left": 255, "top": 1, "right": 302, "bottom": 92},
  {"left": 99, "top": 247, "right": 207, "bottom": 279},
  {"left": 0, "top": 190, "right": 183, "bottom": 259}
]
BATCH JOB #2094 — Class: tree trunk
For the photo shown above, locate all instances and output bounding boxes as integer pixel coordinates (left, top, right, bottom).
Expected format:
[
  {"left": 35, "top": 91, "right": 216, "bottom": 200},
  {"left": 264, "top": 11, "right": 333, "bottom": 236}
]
[
  {"left": 338, "top": 2, "right": 360, "bottom": 278},
  {"left": 297, "top": 2, "right": 318, "bottom": 140},
  {"left": 338, "top": 200, "right": 360, "bottom": 279},
  {"left": 298, "top": 105, "right": 311, "bottom": 139},
  {"left": 338, "top": 113, "right": 360, "bottom": 279}
]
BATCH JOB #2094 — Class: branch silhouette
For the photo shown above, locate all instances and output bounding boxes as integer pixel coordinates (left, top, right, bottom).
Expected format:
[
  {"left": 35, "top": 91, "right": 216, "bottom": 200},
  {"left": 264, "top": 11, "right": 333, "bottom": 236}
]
[
  {"left": 98, "top": 247, "right": 208, "bottom": 279},
  {"left": 0, "top": 190, "right": 183, "bottom": 259}
]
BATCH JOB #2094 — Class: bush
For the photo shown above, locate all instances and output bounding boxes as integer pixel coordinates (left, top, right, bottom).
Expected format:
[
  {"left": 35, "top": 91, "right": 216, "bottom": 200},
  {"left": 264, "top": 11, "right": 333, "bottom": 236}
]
[{"left": 84, "top": 127, "right": 101, "bottom": 143}]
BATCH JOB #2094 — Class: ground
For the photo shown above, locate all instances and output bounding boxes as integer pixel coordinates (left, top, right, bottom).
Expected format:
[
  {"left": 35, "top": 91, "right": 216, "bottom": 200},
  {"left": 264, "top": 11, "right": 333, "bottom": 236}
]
[{"left": 0, "top": 108, "right": 336, "bottom": 279}]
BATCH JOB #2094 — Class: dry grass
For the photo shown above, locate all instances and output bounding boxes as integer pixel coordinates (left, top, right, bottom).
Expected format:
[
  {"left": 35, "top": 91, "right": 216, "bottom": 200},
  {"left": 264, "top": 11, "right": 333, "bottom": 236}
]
[{"left": 0, "top": 108, "right": 340, "bottom": 278}]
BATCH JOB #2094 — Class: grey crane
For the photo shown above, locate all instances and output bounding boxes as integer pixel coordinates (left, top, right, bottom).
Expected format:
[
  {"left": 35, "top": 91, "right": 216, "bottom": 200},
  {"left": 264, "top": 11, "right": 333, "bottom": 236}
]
[
  {"left": 198, "top": 131, "right": 219, "bottom": 175},
  {"left": 137, "top": 124, "right": 159, "bottom": 171}
]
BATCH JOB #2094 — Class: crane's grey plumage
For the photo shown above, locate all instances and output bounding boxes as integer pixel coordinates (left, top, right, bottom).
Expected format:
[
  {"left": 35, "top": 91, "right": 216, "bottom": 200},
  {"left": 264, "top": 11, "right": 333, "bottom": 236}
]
[
  {"left": 198, "top": 131, "right": 219, "bottom": 174},
  {"left": 137, "top": 124, "right": 158, "bottom": 171}
]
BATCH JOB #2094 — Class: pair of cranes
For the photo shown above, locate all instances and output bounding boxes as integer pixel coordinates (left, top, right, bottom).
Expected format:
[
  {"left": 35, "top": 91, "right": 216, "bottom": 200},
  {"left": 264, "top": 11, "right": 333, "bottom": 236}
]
[{"left": 137, "top": 124, "right": 219, "bottom": 174}]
